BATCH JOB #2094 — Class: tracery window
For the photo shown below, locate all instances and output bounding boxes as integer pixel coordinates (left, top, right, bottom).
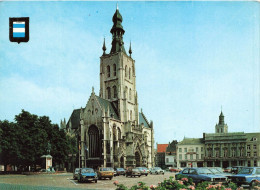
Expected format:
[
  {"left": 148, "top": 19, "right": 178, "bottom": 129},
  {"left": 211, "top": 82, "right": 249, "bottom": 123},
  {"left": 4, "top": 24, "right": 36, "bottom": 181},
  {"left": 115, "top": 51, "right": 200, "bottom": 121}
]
[
  {"left": 88, "top": 125, "right": 100, "bottom": 158},
  {"left": 107, "top": 87, "right": 111, "bottom": 99},
  {"left": 113, "top": 86, "right": 117, "bottom": 98}
]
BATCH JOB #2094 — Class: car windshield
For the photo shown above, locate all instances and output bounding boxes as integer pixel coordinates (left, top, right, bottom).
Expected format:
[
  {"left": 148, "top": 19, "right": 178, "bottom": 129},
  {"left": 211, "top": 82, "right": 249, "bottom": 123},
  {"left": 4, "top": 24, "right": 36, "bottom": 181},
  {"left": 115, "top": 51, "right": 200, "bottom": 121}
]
[
  {"left": 100, "top": 168, "right": 113, "bottom": 171},
  {"left": 208, "top": 168, "right": 221, "bottom": 174},
  {"left": 132, "top": 169, "right": 138, "bottom": 172},
  {"left": 215, "top": 168, "right": 223, "bottom": 173},
  {"left": 238, "top": 168, "right": 253, "bottom": 174},
  {"left": 117, "top": 168, "right": 124, "bottom": 171},
  {"left": 154, "top": 167, "right": 161, "bottom": 170},
  {"left": 197, "top": 168, "right": 213, "bottom": 174},
  {"left": 81, "top": 168, "right": 94, "bottom": 173},
  {"left": 75, "top": 168, "right": 80, "bottom": 172}
]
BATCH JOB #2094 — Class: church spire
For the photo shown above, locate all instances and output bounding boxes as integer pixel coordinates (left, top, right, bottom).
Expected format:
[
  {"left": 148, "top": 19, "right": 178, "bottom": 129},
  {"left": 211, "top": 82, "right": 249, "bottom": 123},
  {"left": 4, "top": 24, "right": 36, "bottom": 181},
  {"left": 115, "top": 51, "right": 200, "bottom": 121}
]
[
  {"left": 110, "top": 5, "right": 126, "bottom": 54},
  {"left": 129, "top": 41, "right": 132, "bottom": 57},
  {"left": 219, "top": 110, "right": 224, "bottom": 125},
  {"left": 102, "top": 38, "right": 106, "bottom": 55}
]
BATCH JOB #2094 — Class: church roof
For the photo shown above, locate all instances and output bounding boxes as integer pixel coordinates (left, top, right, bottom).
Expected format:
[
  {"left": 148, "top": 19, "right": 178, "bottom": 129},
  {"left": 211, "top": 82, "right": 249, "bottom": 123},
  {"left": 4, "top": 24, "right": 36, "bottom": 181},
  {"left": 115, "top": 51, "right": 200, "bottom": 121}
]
[
  {"left": 139, "top": 112, "right": 150, "bottom": 128},
  {"left": 95, "top": 95, "right": 119, "bottom": 120},
  {"left": 67, "top": 109, "right": 80, "bottom": 129}
]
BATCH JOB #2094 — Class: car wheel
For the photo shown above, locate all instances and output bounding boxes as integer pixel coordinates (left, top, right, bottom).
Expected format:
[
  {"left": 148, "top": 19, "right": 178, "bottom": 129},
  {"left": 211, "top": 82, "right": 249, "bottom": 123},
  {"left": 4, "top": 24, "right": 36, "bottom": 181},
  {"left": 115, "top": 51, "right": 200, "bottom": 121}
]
[
  {"left": 250, "top": 181, "right": 257, "bottom": 188},
  {"left": 95, "top": 180, "right": 97, "bottom": 183},
  {"left": 145, "top": 174, "right": 148, "bottom": 176},
  {"left": 139, "top": 175, "right": 141, "bottom": 177},
  {"left": 155, "top": 172, "right": 158, "bottom": 175},
  {"left": 110, "top": 177, "right": 113, "bottom": 180}
]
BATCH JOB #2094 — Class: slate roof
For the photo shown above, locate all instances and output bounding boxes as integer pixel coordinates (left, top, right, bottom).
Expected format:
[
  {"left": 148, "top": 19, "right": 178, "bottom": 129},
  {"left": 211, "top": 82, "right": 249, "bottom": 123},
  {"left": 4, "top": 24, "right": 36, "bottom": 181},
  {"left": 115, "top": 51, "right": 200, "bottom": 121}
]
[
  {"left": 166, "top": 140, "right": 178, "bottom": 152},
  {"left": 157, "top": 144, "right": 168, "bottom": 153},
  {"left": 139, "top": 112, "right": 150, "bottom": 128},
  {"left": 67, "top": 109, "right": 80, "bottom": 129},
  {"left": 95, "top": 95, "right": 119, "bottom": 120},
  {"left": 178, "top": 137, "right": 204, "bottom": 145}
]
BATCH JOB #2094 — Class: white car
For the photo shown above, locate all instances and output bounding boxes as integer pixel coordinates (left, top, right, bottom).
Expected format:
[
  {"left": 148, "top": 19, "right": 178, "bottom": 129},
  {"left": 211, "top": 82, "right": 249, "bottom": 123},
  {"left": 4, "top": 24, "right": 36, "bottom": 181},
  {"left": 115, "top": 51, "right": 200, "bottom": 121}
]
[{"left": 150, "top": 167, "right": 164, "bottom": 175}]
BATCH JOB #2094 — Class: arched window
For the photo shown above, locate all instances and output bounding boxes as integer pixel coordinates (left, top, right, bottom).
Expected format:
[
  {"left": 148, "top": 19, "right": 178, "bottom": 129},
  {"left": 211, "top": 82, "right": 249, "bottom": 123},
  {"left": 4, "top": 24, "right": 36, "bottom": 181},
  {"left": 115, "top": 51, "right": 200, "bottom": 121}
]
[
  {"left": 113, "top": 86, "right": 117, "bottom": 98},
  {"left": 129, "top": 88, "right": 132, "bottom": 100},
  {"left": 125, "top": 65, "right": 127, "bottom": 78},
  {"left": 113, "top": 64, "right": 116, "bottom": 76},
  {"left": 107, "top": 65, "right": 110, "bottom": 78},
  {"left": 130, "top": 110, "right": 132, "bottom": 120},
  {"left": 88, "top": 125, "right": 100, "bottom": 158},
  {"left": 129, "top": 68, "right": 131, "bottom": 79},
  {"left": 107, "top": 87, "right": 111, "bottom": 99},
  {"left": 125, "top": 86, "right": 128, "bottom": 99}
]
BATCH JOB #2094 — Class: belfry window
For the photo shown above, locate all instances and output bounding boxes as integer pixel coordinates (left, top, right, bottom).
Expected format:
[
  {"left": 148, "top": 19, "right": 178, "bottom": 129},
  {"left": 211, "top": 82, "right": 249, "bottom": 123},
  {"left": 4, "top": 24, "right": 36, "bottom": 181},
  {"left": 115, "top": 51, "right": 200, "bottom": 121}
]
[
  {"left": 107, "top": 87, "right": 111, "bottom": 99},
  {"left": 113, "top": 86, "right": 117, "bottom": 98},
  {"left": 129, "top": 68, "right": 131, "bottom": 79},
  {"left": 113, "top": 64, "right": 116, "bottom": 76},
  {"left": 125, "top": 65, "right": 127, "bottom": 78},
  {"left": 107, "top": 65, "right": 110, "bottom": 78}
]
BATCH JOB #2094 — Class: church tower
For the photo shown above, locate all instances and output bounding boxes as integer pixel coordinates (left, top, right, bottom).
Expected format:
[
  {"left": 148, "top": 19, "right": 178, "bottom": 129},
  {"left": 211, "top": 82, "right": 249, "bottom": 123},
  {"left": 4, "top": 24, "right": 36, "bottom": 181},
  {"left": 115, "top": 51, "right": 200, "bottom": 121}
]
[
  {"left": 215, "top": 111, "right": 228, "bottom": 133},
  {"left": 99, "top": 6, "right": 138, "bottom": 124}
]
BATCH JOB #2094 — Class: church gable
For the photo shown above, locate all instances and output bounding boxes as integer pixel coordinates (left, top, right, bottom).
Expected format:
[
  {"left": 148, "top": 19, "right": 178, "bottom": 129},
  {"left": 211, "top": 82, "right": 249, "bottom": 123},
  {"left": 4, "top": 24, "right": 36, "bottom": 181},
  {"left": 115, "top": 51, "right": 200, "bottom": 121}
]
[{"left": 139, "top": 111, "right": 150, "bottom": 128}]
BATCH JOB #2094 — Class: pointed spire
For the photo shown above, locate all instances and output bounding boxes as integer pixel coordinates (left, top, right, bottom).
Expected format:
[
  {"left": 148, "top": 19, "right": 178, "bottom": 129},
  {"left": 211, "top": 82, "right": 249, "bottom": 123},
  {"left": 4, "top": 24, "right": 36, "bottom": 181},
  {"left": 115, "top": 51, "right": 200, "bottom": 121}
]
[
  {"left": 102, "top": 38, "right": 106, "bottom": 55},
  {"left": 92, "top": 86, "right": 95, "bottom": 94},
  {"left": 219, "top": 110, "right": 224, "bottom": 125},
  {"left": 129, "top": 41, "right": 132, "bottom": 57}
]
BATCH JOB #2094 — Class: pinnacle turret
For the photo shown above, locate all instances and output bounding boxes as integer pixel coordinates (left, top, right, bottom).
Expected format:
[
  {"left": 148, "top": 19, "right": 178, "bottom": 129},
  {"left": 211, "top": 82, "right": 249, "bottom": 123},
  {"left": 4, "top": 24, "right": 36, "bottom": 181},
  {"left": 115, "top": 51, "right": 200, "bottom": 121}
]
[
  {"left": 129, "top": 42, "right": 132, "bottom": 57},
  {"left": 102, "top": 38, "right": 106, "bottom": 55}
]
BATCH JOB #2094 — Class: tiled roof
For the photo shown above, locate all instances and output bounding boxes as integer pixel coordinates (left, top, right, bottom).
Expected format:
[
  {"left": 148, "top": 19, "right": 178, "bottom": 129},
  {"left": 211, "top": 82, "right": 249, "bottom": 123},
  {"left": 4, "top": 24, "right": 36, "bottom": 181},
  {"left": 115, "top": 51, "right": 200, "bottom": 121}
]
[
  {"left": 178, "top": 137, "right": 204, "bottom": 145},
  {"left": 139, "top": 112, "right": 150, "bottom": 128},
  {"left": 157, "top": 144, "right": 168, "bottom": 153},
  {"left": 95, "top": 95, "right": 119, "bottom": 120}
]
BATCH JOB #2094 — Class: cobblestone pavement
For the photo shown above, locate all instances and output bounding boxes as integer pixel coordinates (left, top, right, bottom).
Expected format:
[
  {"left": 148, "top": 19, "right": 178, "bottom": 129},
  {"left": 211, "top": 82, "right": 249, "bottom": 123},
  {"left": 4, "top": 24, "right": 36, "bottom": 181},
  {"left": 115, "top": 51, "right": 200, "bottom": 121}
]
[{"left": 0, "top": 172, "right": 176, "bottom": 190}]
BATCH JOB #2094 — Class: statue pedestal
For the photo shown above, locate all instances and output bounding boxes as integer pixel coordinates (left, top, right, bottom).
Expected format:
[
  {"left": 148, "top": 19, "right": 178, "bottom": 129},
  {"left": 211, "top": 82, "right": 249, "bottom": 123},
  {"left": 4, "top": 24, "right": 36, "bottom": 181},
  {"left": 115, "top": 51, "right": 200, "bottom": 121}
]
[{"left": 41, "top": 155, "right": 53, "bottom": 171}]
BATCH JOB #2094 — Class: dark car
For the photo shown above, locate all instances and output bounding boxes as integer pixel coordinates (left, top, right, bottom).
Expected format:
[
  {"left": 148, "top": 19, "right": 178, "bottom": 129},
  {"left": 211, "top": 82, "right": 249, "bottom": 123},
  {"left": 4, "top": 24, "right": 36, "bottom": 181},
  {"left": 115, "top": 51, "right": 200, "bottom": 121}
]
[
  {"left": 126, "top": 168, "right": 141, "bottom": 177},
  {"left": 136, "top": 167, "right": 149, "bottom": 176},
  {"left": 176, "top": 168, "right": 228, "bottom": 184},
  {"left": 231, "top": 166, "right": 244, "bottom": 174},
  {"left": 77, "top": 168, "right": 97, "bottom": 183},
  {"left": 230, "top": 167, "right": 260, "bottom": 188},
  {"left": 115, "top": 168, "right": 126, "bottom": 176}
]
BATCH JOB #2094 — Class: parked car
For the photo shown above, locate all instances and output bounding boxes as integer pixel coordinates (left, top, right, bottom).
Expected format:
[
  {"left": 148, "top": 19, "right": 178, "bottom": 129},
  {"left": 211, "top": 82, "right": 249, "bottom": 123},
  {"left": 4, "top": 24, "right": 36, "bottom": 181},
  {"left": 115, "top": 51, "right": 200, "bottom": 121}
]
[
  {"left": 229, "top": 167, "right": 260, "bottom": 188},
  {"left": 231, "top": 166, "right": 244, "bottom": 174},
  {"left": 125, "top": 168, "right": 141, "bottom": 177},
  {"left": 224, "top": 167, "right": 232, "bottom": 173},
  {"left": 97, "top": 167, "right": 114, "bottom": 180},
  {"left": 169, "top": 167, "right": 182, "bottom": 173},
  {"left": 115, "top": 168, "right": 126, "bottom": 176},
  {"left": 73, "top": 168, "right": 80, "bottom": 180},
  {"left": 77, "top": 168, "right": 97, "bottom": 183},
  {"left": 207, "top": 167, "right": 233, "bottom": 179},
  {"left": 176, "top": 167, "right": 228, "bottom": 184},
  {"left": 136, "top": 167, "right": 149, "bottom": 176},
  {"left": 150, "top": 167, "right": 164, "bottom": 175}
]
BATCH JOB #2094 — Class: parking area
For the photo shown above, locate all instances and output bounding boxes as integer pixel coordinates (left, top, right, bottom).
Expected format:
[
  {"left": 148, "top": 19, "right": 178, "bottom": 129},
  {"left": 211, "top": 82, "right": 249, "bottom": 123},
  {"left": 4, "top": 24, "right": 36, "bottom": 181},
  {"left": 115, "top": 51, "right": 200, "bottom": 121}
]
[{"left": 0, "top": 172, "right": 175, "bottom": 190}]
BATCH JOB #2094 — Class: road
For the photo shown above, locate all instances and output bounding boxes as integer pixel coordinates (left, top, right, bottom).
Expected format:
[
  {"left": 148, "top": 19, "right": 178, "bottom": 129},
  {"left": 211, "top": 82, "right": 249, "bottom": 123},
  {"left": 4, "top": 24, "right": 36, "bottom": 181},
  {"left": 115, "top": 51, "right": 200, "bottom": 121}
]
[{"left": 0, "top": 172, "right": 176, "bottom": 190}]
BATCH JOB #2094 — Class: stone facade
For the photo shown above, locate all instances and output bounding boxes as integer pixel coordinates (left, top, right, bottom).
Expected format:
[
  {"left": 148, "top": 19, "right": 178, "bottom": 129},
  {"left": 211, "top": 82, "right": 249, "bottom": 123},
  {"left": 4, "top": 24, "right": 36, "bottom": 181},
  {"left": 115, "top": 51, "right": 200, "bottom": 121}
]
[
  {"left": 65, "top": 7, "right": 154, "bottom": 169},
  {"left": 176, "top": 138, "right": 205, "bottom": 168},
  {"left": 204, "top": 111, "right": 260, "bottom": 168}
]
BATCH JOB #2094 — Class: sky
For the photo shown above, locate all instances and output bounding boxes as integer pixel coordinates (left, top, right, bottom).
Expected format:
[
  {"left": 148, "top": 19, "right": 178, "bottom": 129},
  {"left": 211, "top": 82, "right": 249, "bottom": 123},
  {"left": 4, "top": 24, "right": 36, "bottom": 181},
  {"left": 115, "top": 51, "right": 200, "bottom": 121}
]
[{"left": 0, "top": 1, "right": 259, "bottom": 143}]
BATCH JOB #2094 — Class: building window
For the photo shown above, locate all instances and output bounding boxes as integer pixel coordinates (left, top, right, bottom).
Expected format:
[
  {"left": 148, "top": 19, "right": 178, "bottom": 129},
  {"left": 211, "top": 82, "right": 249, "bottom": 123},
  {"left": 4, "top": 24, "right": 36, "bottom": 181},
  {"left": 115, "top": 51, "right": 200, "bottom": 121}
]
[
  {"left": 190, "top": 154, "right": 193, "bottom": 160},
  {"left": 113, "top": 86, "right": 117, "bottom": 98},
  {"left": 129, "top": 88, "right": 132, "bottom": 100},
  {"left": 129, "top": 68, "right": 131, "bottom": 79},
  {"left": 113, "top": 64, "right": 116, "bottom": 76},
  {"left": 196, "top": 147, "right": 198, "bottom": 152},
  {"left": 179, "top": 148, "right": 182, "bottom": 152},
  {"left": 253, "top": 145, "right": 257, "bottom": 150},
  {"left": 107, "top": 65, "right": 110, "bottom": 77},
  {"left": 125, "top": 65, "right": 127, "bottom": 78},
  {"left": 201, "top": 154, "right": 204, "bottom": 159},
  {"left": 201, "top": 147, "right": 203, "bottom": 152},
  {"left": 196, "top": 154, "right": 199, "bottom": 159},
  {"left": 221, "top": 128, "right": 223, "bottom": 133},
  {"left": 248, "top": 161, "right": 251, "bottom": 167},
  {"left": 107, "top": 87, "right": 111, "bottom": 99},
  {"left": 254, "top": 160, "right": 257, "bottom": 167},
  {"left": 185, "top": 154, "right": 187, "bottom": 160},
  {"left": 254, "top": 152, "right": 257, "bottom": 157},
  {"left": 247, "top": 145, "right": 251, "bottom": 150},
  {"left": 247, "top": 152, "right": 251, "bottom": 157},
  {"left": 179, "top": 154, "right": 182, "bottom": 160},
  {"left": 166, "top": 158, "right": 169, "bottom": 163},
  {"left": 231, "top": 149, "right": 236, "bottom": 157},
  {"left": 184, "top": 148, "right": 187, "bottom": 152},
  {"left": 215, "top": 150, "right": 219, "bottom": 157}
]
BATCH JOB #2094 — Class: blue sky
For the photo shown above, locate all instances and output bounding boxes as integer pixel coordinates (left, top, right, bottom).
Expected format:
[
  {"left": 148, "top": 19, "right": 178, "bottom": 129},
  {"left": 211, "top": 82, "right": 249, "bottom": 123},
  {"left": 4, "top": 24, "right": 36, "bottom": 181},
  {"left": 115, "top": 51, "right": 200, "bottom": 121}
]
[{"left": 0, "top": 1, "right": 259, "bottom": 143}]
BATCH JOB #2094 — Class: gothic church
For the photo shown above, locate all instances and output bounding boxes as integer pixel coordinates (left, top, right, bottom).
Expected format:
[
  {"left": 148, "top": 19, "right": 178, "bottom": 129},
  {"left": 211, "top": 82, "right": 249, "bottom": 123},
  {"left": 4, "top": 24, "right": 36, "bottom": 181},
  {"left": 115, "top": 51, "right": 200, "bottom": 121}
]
[{"left": 64, "top": 7, "right": 155, "bottom": 169}]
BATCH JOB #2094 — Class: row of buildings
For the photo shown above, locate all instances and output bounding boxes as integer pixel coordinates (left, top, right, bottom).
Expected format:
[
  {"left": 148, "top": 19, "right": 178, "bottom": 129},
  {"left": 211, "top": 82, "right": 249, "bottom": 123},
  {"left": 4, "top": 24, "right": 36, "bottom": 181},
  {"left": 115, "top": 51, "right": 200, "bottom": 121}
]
[{"left": 156, "top": 111, "right": 260, "bottom": 169}]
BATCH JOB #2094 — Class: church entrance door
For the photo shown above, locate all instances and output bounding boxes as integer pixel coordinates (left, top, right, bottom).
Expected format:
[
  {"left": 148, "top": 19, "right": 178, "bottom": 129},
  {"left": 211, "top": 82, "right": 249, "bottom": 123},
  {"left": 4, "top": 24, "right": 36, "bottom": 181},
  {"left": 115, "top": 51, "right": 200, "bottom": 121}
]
[{"left": 135, "top": 152, "right": 141, "bottom": 167}]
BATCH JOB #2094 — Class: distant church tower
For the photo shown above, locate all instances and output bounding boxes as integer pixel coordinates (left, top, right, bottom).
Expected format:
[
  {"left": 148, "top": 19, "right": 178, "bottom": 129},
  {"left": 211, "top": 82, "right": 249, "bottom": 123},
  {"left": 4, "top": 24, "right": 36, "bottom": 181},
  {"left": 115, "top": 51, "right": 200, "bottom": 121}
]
[{"left": 215, "top": 111, "right": 228, "bottom": 133}]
